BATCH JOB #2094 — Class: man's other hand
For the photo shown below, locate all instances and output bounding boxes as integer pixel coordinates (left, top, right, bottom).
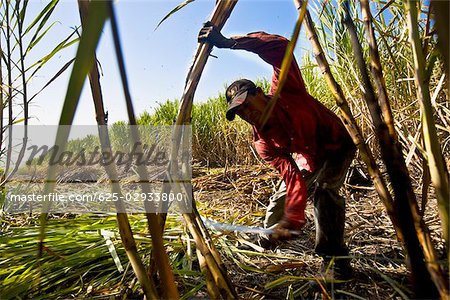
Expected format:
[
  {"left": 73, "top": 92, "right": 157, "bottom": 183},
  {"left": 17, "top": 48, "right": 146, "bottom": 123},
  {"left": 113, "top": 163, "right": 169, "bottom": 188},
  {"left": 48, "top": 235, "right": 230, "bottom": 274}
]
[
  {"left": 270, "top": 219, "right": 305, "bottom": 241},
  {"left": 198, "top": 21, "right": 235, "bottom": 48}
]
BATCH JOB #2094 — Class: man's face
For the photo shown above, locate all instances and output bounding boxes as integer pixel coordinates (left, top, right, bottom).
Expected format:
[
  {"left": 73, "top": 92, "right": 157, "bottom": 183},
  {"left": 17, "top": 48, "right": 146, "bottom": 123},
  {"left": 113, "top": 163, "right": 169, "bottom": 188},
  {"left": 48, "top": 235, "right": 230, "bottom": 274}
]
[{"left": 235, "top": 89, "right": 268, "bottom": 127}]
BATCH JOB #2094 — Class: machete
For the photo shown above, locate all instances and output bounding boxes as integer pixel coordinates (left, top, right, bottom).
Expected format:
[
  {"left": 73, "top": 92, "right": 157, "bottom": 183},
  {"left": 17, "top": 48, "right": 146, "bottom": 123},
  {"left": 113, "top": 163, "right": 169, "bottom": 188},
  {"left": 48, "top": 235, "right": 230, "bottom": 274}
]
[{"left": 201, "top": 216, "right": 301, "bottom": 236}]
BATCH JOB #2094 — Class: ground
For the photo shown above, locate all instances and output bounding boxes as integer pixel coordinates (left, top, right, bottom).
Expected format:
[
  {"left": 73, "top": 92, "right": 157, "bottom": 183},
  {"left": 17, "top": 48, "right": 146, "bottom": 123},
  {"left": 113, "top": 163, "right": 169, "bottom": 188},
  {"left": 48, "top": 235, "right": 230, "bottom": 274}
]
[
  {"left": 192, "top": 164, "right": 446, "bottom": 299},
  {"left": 1, "top": 163, "right": 446, "bottom": 299}
]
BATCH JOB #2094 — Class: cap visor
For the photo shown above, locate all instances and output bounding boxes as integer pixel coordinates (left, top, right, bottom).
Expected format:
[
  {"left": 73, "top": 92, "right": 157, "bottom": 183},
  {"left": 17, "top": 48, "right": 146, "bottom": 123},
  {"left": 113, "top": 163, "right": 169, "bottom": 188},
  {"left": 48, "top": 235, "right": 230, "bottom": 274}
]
[{"left": 226, "top": 90, "right": 248, "bottom": 121}]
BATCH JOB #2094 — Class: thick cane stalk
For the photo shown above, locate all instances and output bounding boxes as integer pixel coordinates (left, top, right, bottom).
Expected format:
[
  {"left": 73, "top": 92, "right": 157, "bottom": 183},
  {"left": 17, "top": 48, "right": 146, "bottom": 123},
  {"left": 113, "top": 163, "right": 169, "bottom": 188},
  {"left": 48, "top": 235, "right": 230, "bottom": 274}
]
[
  {"left": 196, "top": 248, "right": 222, "bottom": 299},
  {"left": 175, "top": 0, "right": 237, "bottom": 125},
  {"left": 294, "top": 0, "right": 401, "bottom": 242},
  {"left": 168, "top": 1, "right": 238, "bottom": 298},
  {"left": 184, "top": 209, "right": 237, "bottom": 298},
  {"left": 360, "top": 0, "right": 396, "bottom": 140},
  {"left": 406, "top": 0, "right": 450, "bottom": 275},
  {"left": 76, "top": 1, "right": 160, "bottom": 299},
  {"left": 343, "top": 2, "right": 447, "bottom": 297}
]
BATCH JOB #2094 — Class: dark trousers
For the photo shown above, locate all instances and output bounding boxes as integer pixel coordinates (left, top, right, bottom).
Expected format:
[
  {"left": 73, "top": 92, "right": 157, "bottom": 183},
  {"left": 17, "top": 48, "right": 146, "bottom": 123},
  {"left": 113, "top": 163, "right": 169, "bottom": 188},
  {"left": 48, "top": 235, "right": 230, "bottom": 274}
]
[{"left": 264, "top": 146, "right": 356, "bottom": 257}]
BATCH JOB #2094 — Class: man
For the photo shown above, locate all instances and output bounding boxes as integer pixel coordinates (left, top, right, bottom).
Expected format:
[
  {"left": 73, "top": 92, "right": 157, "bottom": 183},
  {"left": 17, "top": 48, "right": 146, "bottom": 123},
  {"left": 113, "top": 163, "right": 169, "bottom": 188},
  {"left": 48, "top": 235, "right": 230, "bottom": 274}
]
[{"left": 198, "top": 23, "right": 356, "bottom": 278}]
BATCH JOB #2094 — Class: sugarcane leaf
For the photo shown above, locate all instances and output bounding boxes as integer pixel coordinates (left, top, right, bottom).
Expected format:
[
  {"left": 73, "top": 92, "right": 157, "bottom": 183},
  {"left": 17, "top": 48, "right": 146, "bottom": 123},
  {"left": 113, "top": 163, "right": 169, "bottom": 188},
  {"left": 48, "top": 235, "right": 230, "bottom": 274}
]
[
  {"left": 180, "top": 282, "right": 205, "bottom": 300},
  {"left": 371, "top": 267, "right": 410, "bottom": 299},
  {"left": 19, "top": 0, "right": 30, "bottom": 26},
  {"left": 265, "top": 274, "right": 344, "bottom": 290},
  {"left": 317, "top": 0, "right": 330, "bottom": 18},
  {"left": 264, "top": 275, "right": 302, "bottom": 289},
  {"left": 26, "top": 31, "right": 79, "bottom": 81},
  {"left": 23, "top": 0, "right": 58, "bottom": 36},
  {"left": 336, "top": 289, "right": 367, "bottom": 300},
  {"left": 13, "top": 0, "right": 21, "bottom": 26},
  {"left": 25, "top": 1, "right": 59, "bottom": 56},
  {"left": 155, "top": 0, "right": 195, "bottom": 30},
  {"left": 38, "top": 0, "right": 109, "bottom": 264},
  {"left": 425, "top": 48, "right": 439, "bottom": 81},
  {"left": 28, "top": 58, "right": 76, "bottom": 103},
  {"left": 26, "top": 21, "right": 59, "bottom": 54},
  {"left": 12, "top": 118, "right": 26, "bottom": 124}
]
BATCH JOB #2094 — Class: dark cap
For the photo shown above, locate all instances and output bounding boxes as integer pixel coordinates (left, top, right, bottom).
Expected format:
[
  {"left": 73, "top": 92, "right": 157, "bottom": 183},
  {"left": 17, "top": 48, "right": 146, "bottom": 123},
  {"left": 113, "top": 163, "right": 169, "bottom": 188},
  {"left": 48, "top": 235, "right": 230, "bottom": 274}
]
[{"left": 225, "top": 79, "right": 257, "bottom": 121}]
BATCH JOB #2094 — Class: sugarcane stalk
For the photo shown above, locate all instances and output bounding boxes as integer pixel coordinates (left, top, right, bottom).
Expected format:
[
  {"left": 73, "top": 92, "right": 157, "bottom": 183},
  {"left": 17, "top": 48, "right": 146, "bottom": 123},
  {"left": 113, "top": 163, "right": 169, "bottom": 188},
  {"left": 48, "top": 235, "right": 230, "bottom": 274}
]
[
  {"left": 77, "top": 1, "right": 160, "bottom": 298},
  {"left": 190, "top": 200, "right": 227, "bottom": 268},
  {"left": 422, "top": 2, "right": 432, "bottom": 58},
  {"left": 430, "top": 0, "right": 449, "bottom": 75},
  {"left": 166, "top": 175, "right": 237, "bottom": 298},
  {"left": 175, "top": 0, "right": 237, "bottom": 125},
  {"left": 421, "top": 148, "right": 431, "bottom": 217},
  {"left": 343, "top": 2, "right": 447, "bottom": 297},
  {"left": 406, "top": 0, "right": 450, "bottom": 274},
  {"left": 0, "top": 24, "right": 3, "bottom": 189},
  {"left": 149, "top": 181, "right": 171, "bottom": 281},
  {"left": 3, "top": 1, "right": 29, "bottom": 184},
  {"left": 184, "top": 211, "right": 236, "bottom": 298},
  {"left": 196, "top": 248, "right": 222, "bottom": 299},
  {"left": 4, "top": 0, "right": 13, "bottom": 183},
  {"left": 167, "top": 0, "right": 239, "bottom": 298},
  {"left": 360, "top": 0, "right": 396, "bottom": 140},
  {"left": 105, "top": 1, "right": 180, "bottom": 298},
  {"left": 294, "top": 0, "right": 402, "bottom": 242}
]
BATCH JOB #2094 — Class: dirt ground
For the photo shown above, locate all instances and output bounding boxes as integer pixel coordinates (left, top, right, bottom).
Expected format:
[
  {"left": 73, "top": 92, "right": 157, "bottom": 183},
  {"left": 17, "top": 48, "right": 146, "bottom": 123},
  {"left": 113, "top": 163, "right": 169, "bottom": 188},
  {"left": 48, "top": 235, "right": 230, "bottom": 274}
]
[
  {"left": 192, "top": 164, "right": 446, "bottom": 299},
  {"left": 6, "top": 162, "right": 445, "bottom": 299}
]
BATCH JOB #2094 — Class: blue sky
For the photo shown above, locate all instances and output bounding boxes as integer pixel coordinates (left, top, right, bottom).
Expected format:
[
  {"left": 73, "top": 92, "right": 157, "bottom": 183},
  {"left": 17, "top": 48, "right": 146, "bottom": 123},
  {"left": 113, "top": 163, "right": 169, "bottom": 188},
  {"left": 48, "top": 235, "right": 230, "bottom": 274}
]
[{"left": 25, "top": 0, "right": 312, "bottom": 125}]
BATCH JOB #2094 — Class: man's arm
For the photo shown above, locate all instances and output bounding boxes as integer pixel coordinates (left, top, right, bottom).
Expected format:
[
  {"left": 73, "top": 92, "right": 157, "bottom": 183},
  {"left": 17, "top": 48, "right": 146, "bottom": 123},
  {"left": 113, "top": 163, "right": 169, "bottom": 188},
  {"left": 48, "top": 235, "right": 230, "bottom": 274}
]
[
  {"left": 255, "top": 140, "right": 307, "bottom": 231},
  {"left": 198, "top": 23, "right": 305, "bottom": 94}
]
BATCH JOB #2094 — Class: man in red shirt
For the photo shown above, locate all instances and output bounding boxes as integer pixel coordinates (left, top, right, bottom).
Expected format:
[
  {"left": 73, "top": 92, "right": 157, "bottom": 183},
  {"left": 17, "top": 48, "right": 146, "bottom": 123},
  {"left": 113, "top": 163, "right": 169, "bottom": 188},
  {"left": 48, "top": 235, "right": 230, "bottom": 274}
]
[{"left": 199, "top": 23, "right": 356, "bottom": 277}]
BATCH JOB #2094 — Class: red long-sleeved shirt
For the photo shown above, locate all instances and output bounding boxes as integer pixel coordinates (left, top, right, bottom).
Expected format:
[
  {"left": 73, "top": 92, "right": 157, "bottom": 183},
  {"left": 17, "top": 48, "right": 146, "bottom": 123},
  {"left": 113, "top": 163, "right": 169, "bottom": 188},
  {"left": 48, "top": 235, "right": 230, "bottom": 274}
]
[{"left": 231, "top": 32, "right": 353, "bottom": 227}]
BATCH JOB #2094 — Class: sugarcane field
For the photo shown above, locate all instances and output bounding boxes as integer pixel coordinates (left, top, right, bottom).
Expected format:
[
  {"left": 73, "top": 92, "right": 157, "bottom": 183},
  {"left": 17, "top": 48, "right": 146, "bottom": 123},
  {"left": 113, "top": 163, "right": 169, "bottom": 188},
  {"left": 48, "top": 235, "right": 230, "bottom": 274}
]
[{"left": 0, "top": 0, "right": 449, "bottom": 299}]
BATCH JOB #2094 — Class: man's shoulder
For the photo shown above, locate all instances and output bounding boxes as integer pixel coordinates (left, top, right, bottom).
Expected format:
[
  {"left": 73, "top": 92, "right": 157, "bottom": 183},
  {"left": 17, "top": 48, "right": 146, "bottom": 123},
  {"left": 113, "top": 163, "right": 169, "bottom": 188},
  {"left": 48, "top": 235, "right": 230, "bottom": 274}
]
[
  {"left": 247, "top": 31, "right": 267, "bottom": 35},
  {"left": 245, "top": 31, "right": 288, "bottom": 41}
]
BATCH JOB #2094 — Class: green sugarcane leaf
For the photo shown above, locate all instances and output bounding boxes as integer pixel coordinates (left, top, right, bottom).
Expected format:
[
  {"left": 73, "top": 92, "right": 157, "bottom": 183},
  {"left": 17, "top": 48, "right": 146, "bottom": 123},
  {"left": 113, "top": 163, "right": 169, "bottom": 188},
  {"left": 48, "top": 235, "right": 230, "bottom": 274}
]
[
  {"left": 26, "top": 33, "right": 79, "bottom": 81},
  {"left": 23, "top": 0, "right": 58, "bottom": 36},
  {"left": 19, "top": 0, "right": 30, "bottom": 26},
  {"left": 24, "top": 0, "right": 59, "bottom": 54},
  {"left": 335, "top": 289, "right": 367, "bottom": 300},
  {"left": 26, "top": 21, "right": 58, "bottom": 54},
  {"left": 155, "top": 0, "right": 195, "bottom": 30},
  {"left": 38, "top": 0, "right": 109, "bottom": 262},
  {"left": 28, "top": 58, "right": 76, "bottom": 103},
  {"left": 371, "top": 267, "right": 410, "bottom": 299},
  {"left": 13, "top": 0, "right": 21, "bottom": 27},
  {"left": 180, "top": 282, "right": 205, "bottom": 300},
  {"left": 12, "top": 118, "right": 25, "bottom": 124},
  {"left": 265, "top": 275, "right": 297, "bottom": 289}
]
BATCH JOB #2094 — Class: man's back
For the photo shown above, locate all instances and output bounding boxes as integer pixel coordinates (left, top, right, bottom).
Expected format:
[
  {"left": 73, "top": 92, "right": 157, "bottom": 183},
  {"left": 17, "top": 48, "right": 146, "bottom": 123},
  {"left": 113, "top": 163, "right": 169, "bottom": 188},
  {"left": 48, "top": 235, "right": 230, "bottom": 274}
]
[{"left": 230, "top": 31, "right": 352, "bottom": 169}]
